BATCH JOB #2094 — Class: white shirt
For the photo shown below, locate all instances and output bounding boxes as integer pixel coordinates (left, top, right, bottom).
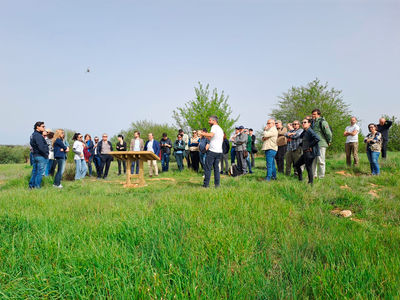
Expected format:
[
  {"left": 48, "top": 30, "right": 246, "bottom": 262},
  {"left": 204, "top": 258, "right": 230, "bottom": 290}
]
[
  {"left": 73, "top": 141, "right": 84, "bottom": 160},
  {"left": 209, "top": 124, "right": 224, "bottom": 153},
  {"left": 147, "top": 140, "right": 154, "bottom": 153},
  {"left": 345, "top": 124, "right": 360, "bottom": 143},
  {"left": 134, "top": 139, "right": 140, "bottom": 151}
]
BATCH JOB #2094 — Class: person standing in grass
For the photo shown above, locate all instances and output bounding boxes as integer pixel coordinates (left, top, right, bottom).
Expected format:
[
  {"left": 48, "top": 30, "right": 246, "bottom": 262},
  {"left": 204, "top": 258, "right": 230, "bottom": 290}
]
[
  {"left": 275, "top": 120, "right": 287, "bottom": 174},
  {"left": 144, "top": 133, "right": 160, "bottom": 177},
  {"left": 93, "top": 136, "right": 102, "bottom": 177},
  {"left": 179, "top": 129, "right": 191, "bottom": 169},
  {"left": 44, "top": 129, "right": 56, "bottom": 176},
  {"left": 249, "top": 128, "right": 257, "bottom": 168},
  {"left": 220, "top": 132, "right": 230, "bottom": 175},
  {"left": 116, "top": 134, "right": 127, "bottom": 176},
  {"left": 294, "top": 118, "right": 320, "bottom": 184},
  {"left": 160, "top": 133, "right": 172, "bottom": 172},
  {"left": 97, "top": 133, "right": 113, "bottom": 179},
  {"left": 200, "top": 115, "right": 224, "bottom": 188},
  {"left": 173, "top": 134, "right": 186, "bottom": 171},
  {"left": 244, "top": 128, "right": 253, "bottom": 174},
  {"left": 262, "top": 119, "right": 278, "bottom": 181},
  {"left": 53, "top": 129, "right": 69, "bottom": 188},
  {"left": 188, "top": 130, "right": 200, "bottom": 172},
  {"left": 377, "top": 117, "right": 393, "bottom": 160},
  {"left": 311, "top": 108, "right": 332, "bottom": 179},
  {"left": 234, "top": 126, "right": 248, "bottom": 175},
  {"left": 72, "top": 133, "right": 87, "bottom": 180},
  {"left": 284, "top": 120, "right": 303, "bottom": 176},
  {"left": 29, "top": 121, "right": 49, "bottom": 189},
  {"left": 84, "top": 134, "right": 94, "bottom": 177},
  {"left": 198, "top": 129, "right": 210, "bottom": 170},
  {"left": 230, "top": 127, "right": 239, "bottom": 165},
  {"left": 364, "top": 124, "right": 382, "bottom": 175},
  {"left": 344, "top": 116, "right": 360, "bottom": 167},
  {"left": 129, "top": 131, "right": 144, "bottom": 174}
]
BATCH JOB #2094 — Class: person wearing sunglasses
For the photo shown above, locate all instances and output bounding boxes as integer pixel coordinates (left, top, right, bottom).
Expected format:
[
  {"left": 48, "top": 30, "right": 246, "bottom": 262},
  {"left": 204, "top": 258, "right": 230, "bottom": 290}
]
[
  {"left": 284, "top": 120, "right": 303, "bottom": 176},
  {"left": 29, "top": 121, "right": 49, "bottom": 189},
  {"left": 72, "top": 133, "right": 87, "bottom": 180},
  {"left": 97, "top": 133, "right": 114, "bottom": 179},
  {"left": 294, "top": 119, "right": 320, "bottom": 184},
  {"left": 364, "top": 124, "right": 382, "bottom": 175}
]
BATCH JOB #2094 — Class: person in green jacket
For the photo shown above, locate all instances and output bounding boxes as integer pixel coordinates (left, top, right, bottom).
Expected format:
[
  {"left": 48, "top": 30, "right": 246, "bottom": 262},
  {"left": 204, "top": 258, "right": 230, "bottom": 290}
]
[
  {"left": 244, "top": 128, "right": 253, "bottom": 174},
  {"left": 311, "top": 109, "right": 332, "bottom": 179}
]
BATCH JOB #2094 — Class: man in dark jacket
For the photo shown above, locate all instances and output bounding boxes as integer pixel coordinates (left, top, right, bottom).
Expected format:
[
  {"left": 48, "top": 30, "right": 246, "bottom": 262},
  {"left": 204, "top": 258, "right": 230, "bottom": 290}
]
[
  {"left": 377, "top": 117, "right": 393, "bottom": 159},
  {"left": 97, "top": 133, "right": 113, "bottom": 179},
  {"left": 160, "top": 133, "right": 172, "bottom": 172},
  {"left": 294, "top": 118, "right": 320, "bottom": 185},
  {"left": 29, "top": 121, "right": 49, "bottom": 188}
]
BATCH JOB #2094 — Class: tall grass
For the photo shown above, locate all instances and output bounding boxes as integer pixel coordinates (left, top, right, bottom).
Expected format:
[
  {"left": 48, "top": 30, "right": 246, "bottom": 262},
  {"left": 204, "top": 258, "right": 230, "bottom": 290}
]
[{"left": 0, "top": 152, "right": 399, "bottom": 298}]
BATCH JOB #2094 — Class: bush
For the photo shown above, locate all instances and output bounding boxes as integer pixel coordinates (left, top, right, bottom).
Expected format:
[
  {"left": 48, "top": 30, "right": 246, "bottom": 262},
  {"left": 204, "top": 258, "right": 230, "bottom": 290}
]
[{"left": 0, "top": 146, "right": 30, "bottom": 164}]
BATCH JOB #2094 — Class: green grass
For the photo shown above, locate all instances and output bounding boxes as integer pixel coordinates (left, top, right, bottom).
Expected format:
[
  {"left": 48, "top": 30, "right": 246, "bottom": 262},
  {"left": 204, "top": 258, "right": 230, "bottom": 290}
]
[{"left": 0, "top": 152, "right": 399, "bottom": 298}]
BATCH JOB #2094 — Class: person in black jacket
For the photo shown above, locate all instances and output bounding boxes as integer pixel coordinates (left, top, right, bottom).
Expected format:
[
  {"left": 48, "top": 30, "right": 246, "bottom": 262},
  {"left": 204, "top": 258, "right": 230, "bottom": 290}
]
[
  {"left": 160, "top": 133, "right": 172, "bottom": 172},
  {"left": 116, "top": 134, "right": 127, "bottom": 175},
  {"left": 377, "top": 118, "right": 393, "bottom": 159},
  {"left": 97, "top": 133, "right": 113, "bottom": 179},
  {"left": 29, "top": 121, "right": 49, "bottom": 189},
  {"left": 294, "top": 118, "right": 320, "bottom": 184}
]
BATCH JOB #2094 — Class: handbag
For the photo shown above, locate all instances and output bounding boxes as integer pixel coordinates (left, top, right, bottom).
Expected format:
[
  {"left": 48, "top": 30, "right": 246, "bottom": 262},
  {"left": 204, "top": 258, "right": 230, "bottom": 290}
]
[{"left": 243, "top": 150, "right": 248, "bottom": 158}]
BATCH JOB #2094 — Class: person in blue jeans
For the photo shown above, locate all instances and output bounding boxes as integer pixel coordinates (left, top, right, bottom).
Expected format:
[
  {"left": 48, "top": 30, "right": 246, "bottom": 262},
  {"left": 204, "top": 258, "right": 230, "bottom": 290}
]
[
  {"left": 53, "top": 129, "right": 69, "bottom": 188},
  {"left": 261, "top": 119, "right": 278, "bottom": 181},
  {"left": 364, "top": 124, "right": 382, "bottom": 175},
  {"left": 29, "top": 121, "right": 49, "bottom": 189},
  {"left": 72, "top": 133, "right": 87, "bottom": 180},
  {"left": 160, "top": 133, "right": 172, "bottom": 172},
  {"left": 173, "top": 134, "right": 186, "bottom": 171}
]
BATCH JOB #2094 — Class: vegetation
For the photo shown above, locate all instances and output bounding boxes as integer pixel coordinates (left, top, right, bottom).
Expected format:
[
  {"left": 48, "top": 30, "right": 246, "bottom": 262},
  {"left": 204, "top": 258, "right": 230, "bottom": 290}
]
[
  {"left": 0, "top": 152, "right": 399, "bottom": 298},
  {"left": 384, "top": 115, "right": 400, "bottom": 151},
  {"left": 271, "top": 79, "right": 352, "bottom": 152},
  {"left": 173, "top": 82, "right": 239, "bottom": 134},
  {"left": 0, "top": 145, "right": 30, "bottom": 164}
]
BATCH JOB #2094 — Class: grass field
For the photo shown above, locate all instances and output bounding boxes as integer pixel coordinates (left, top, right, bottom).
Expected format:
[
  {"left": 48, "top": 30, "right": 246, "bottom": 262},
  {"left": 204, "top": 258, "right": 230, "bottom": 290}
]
[{"left": 0, "top": 152, "right": 399, "bottom": 298}]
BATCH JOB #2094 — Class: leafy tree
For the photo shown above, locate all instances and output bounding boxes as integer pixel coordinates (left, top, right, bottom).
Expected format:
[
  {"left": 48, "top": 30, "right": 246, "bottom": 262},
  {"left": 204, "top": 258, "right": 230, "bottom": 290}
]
[
  {"left": 271, "top": 79, "right": 352, "bottom": 153},
  {"left": 173, "top": 82, "right": 239, "bottom": 135},
  {"left": 0, "top": 146, "right": 30, "bottom": 164},
  {"left": 114, "top": 120, "right": 178, "bottom": 145}
]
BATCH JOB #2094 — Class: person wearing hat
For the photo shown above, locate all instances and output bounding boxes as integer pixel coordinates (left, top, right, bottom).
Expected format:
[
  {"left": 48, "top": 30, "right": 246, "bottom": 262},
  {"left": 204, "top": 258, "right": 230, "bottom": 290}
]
[{"left": 234, "top": 125, "right": 248, "bottom": 175}]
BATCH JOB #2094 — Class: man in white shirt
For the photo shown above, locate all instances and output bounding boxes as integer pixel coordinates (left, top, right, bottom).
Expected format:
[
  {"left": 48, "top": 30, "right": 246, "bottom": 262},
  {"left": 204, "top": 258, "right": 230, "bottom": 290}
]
[
  {"left": 200, "top": 115, "right": 224, "bottom": 188},
  {"left": 344, "top": 116, "right": 360, "bottom": 167}
]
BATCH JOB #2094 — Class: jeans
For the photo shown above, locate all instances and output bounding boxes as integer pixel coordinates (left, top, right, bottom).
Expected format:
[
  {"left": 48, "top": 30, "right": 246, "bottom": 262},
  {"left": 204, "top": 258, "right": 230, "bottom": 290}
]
[
  {"left": 29, "top": 155, "right": 47, "bottom": 188},
  {"left": 161, "top": 153, "right": 170, "bottom": 171},
  {"left": 265, "top": 150, "right": 277, "bottom": 180},
  {"left": 87, "top": 155, "right": 94, "bottom": 176},
  {"left": 100, "top": 155, "right": 113, "bottom": 178},
  {"left": 75, "top": 159, "right": 87, "bottom": 180},
  {"left": 246, "top": 155, "right": 253, "bottom": 173},
  {"left": 230, "top": 147, "right": 236, "bottom": 164},
  {"left": 131, "top": 161, "right": 139, "bottom": 174},
  {"left": 294, "top": 151, "right": 315, "bottom": 184},
  {"left": 199, "top": 152, "right": 207, "bottom": 170},
  {"left": 93, "top": 155, "right": 102, "bottom": 177},
  {"left": 203, "top": 151, "right": 221, "bottom": 187},
  {"left": 45, "top": 159, "right": 55, "bottom": 176},
  {"left": 175, "top": 153, "right": 184, "bottom": 171},
  {"left": 53, "top": 158, "right": 66, "bottom": 186},
  {"left": 367, "top": 149, "right": 380, "bottom": 175}
]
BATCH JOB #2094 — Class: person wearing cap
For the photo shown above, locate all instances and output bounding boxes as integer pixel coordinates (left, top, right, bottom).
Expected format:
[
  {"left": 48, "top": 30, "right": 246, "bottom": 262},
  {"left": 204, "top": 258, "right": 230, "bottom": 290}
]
[
  {"left": 262, "top": 119, "right": 278, "bottom": 181},
  {"left": 234, "top": 125, "right": 248, "bottom": 175},
  {"left": 29, "top": 121, "right": 49, "bottom": 189},
  {"left": 275, "top": 120, "right": 287, "bottom": 173},
  {"left": 230, "top": 127, "right": 239, "bottom": 164}
]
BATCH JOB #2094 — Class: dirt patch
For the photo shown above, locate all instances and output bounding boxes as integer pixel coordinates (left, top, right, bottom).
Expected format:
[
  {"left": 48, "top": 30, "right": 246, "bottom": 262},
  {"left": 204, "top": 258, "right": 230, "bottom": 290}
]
[
  {"left": 340, "top": 184, "right": 351, "bottom": 190},
  {"left": 148, "top": 177, "right": 176, "bottom": 182},
  {"left": 368, "top": 190, "right": 379, "bottom": 198},
  {"left": 350, "top": 217, "right": 364, "bottom": 223},
  {"left": 331, "top": 209, "right": 352, "bottom": 218},
  {"left": 335, "top": 171, "right": 352, "bottom": 177}
]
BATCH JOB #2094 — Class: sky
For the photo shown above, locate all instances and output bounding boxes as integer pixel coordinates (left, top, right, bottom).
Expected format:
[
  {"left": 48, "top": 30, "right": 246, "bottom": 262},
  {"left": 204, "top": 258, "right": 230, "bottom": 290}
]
[{"left": 1, "top": 0, "right": 399, "bottom": 145}]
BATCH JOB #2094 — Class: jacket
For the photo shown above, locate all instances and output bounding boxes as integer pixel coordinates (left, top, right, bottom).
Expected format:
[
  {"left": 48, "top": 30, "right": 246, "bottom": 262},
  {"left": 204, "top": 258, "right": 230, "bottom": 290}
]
[
  {"left": 364, "top": 132, "right": 382, "bottom": 152},
  {"left": 234, "top": 132, "right": 248, "bottom": 151},
  {"left": 116, "top": 141, "right": 127, "bottom": 151},
  {"left": 277, "top": 127, "right": 288, "bottom": 147},
  {"left": 86, "top": 140, "right": 94, "bottom": 155},
  {"left": 173, "top": 140, "right": 186, "bottom": 155},
  {"left": 130, "top": 138, "right": 144, "bottom": 151},
  {"left": 160, "top": 138, "right": 172, "bottom": 155},
  {"left": 300, "top": 128, "right": 320, "bottom": 158},
  {"left": 144, "top": 139, "right": 161, "bottom": 157},
  {"left": 53, "top": 138, "right": 67, "bottom": 159},
  {"left": 222, "top": 138, "right": 230, "bottom": 154},
  {"left": 377, "top": 120, "right": 392, "bottom": 141},
  {"left": 312, "top": 117, "right": 332, "bottom": 148},
  {"left": 261, "top": 126, "right": 278, "bottom": 151},
  {"left": 97, "top": 140, "right": 113, "bottom": 158},
  {"left": 30, "top": 131, "right": 49, "bottom": 158}
]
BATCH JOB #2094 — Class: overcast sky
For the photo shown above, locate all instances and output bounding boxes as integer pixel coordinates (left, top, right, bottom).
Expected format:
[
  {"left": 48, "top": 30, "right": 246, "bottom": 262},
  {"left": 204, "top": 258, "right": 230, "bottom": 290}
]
[{"left": 1, "top": 0, "right": 399, "bottom": 145}]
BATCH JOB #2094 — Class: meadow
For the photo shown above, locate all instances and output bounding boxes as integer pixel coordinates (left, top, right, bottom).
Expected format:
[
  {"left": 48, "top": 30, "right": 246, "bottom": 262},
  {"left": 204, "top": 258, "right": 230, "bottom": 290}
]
[{"left": 0, "top": 152, "right": 399, "bottom": 298}]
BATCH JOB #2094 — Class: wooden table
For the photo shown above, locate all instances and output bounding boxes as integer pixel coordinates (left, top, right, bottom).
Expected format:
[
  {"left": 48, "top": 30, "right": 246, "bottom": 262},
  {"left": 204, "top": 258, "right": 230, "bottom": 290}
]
[{"left": 108, "top": 151, "right": 160, "bottom": 188}]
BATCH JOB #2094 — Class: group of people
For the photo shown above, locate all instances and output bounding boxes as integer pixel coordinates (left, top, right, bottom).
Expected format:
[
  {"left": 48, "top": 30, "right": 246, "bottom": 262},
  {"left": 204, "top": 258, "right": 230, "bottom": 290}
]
[{"left": 28, "top": 112, "right": 392, "bottom": 189}]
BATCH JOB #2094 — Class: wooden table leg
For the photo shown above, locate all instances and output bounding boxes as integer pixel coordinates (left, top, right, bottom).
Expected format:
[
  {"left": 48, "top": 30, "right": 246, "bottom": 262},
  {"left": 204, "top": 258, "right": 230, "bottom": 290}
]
[
  {"left": 139, "top": 159, "right": 146, "bottom": 186},
  {"left": 126, "top": 158, "right": 131, "bottom": 186}
]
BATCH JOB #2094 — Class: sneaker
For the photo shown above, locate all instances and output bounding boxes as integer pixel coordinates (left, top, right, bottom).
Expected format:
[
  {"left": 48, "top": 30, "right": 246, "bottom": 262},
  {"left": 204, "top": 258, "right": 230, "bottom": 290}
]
[{"left": 53, "top": 184, "right": 63, "bottom": 189}]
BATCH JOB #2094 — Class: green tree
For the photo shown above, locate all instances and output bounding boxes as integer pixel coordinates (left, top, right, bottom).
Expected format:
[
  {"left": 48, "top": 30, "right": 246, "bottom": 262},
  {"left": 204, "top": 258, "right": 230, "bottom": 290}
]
[
  {"left": 114, "top": 120, "right": 178, "bottom": 145},
  {"left": 271, "top": 79, "right": 352, "bottom": 153},
  {"left": 173, "top": 82, "right": 239, "bottom": 135},
  {"left": 383, "top": 115, "right": 400, "bottom": 151}
]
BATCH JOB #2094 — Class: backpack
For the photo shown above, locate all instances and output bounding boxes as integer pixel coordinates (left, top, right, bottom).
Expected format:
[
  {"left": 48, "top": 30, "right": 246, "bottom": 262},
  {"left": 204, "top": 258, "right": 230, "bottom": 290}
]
[
  {"left": 199, "top": 138, "right": 209, "bottom": 154},
  {"left": 318, "top": 118, "right": 333, "bottom": 143},
  {"left": 229, "top": 164, "right": 240, "bottom": 177}
]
